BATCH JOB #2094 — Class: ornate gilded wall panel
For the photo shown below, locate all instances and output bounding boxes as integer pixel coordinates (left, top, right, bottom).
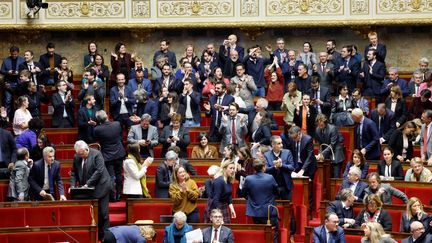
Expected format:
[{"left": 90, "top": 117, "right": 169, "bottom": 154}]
[
  {"left": 266, "top": 0, "right": 343, "bottom": 16},
  {"left": 241, "top": 0, "right": 259, "bottom": 17},
  {"left": 45, "top": 1, "right": 124, "bottom": 18},
  {"left": 132, "top": 0, "right": 150, "bottom": 18},
  {"left": 157, "top": 0, "right": 234, "bottom": 17},
  {"left": 350, "top": 0, "right": 369, "bottom": 15},
  {"left": 377, "top": 0, "right": 432, "bottom": 14},
  {"left": 0, "top": 1, "right": 13, "bottom": 19}
]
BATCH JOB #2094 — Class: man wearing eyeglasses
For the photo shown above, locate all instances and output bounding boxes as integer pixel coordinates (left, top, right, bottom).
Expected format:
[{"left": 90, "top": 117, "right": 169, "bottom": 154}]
[
  {"left": 313, "top": 213, "right": 346, "bottom": 243},
  {"left": 401, "top": 221, "right": 432, "bottom": 243}
]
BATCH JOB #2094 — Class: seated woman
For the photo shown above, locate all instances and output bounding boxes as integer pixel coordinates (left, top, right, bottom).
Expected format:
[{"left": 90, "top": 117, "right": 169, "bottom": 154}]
[
  {"left": 293, "top": 93, "right": 317, "bottom": 138},
  {"left": 388, "top": 121, "right": 416, "bottom": 162},
  {"left": 169, "top": 165, "right": 200, "bottom": 223},
  {"left": 159, "top": 92, "right": 185, "bottom": 127},
  {"left": 331, "top": 84, "right": 356, "bottom": 126},
  {"left": 354, "top": 194, "right": 392, "bottom": 231},
  {"left": 377, "top": 146, "right": 404, "bottom": 181},
  {"left": 404, "top": 157, "right": 432, "bottom": 182},
  {"left": 30, "top": 134, "right": 52, "bottom": 161},
  {"left": 342, "top": 149, "right": 369, "bottom": 179},
  {"left": 400, "top": 197, "right": 431, "bottom": 233},
  {"left": 123, "top": 143, "right": 153, "bottom": 199},
  {"left": 163, "top": 211, "right": 192, "bottom": 243},
  {"left": 191, "top": 132, "right": 218, "bottom": 159},
  {"left": 159, "top": 113, "right": 190, "bottom": 158},
  {"left": 361, "top": 222, "right": 397, "bottom": 243}
]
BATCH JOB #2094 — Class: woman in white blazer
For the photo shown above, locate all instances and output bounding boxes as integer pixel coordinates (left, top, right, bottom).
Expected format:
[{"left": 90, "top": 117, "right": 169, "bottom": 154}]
[{"left": 123, "top": 143, "right": 153, "bottom": 198}]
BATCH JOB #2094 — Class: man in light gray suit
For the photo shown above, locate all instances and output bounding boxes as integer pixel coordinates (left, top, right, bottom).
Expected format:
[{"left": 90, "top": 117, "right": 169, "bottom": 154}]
[
  {"left": 127, "top": 113, "right": 159, "bottom": 158},
  {"left": 202, "top": 209, "right": 234, "bottom": 243},
  {"left": 420, "top": 110, "right": 432, "bottom": 164},
  {"left": 219, "top": 102, "right": 248, "bottom": 154}
]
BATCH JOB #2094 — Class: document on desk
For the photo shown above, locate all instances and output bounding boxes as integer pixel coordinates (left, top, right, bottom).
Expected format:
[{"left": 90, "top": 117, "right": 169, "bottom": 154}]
[{"left": 186, "top": 228, "right": 203, "bottom": 243}]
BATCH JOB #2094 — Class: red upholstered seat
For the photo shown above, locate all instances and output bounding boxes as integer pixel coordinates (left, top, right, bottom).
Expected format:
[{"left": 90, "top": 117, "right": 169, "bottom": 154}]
[
  {"left": 58, "top": 206, "right": 94, "bottom": 225},
  {"left": 130, "top": 203, "right": 172, "bottom": 223},
  {"left": 25, "top": 207, "right": 58, "bottom": 226},
  {"left": 0, "top": 208, "right": 25, "bottom": 227},
  {"left": 7, "top": 232, "right": 50, "bottom": 242}
]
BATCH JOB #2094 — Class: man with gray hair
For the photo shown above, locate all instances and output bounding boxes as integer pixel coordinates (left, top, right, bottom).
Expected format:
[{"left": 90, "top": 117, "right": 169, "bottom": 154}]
[
  {"left": 70, "top": 140, "right": 111, "bottom": 240},
  {"left": 327, "top": 189, "right": 356, "bottom": 229},
  {"left": 94, "top": 110, "right": 125, "bottom": 202},
  {"left": 239, "top": 97, "right": 279, "bottom": 133},
  {"left": 127, "top": 113, "right": 159, "bottom": 158},
  {"left": 352, "top": 108, "right": 380, "bottom": 160},
  {"left": 401, "top": 221, "right": 432, "bottom": 243},
  {"left": 28, "top": 146, "right": 66, "bottom": 201},
  {"left": 155, "top": 150, "right": 176, "bottom": 198},
  {"left": 337, "top": 166, "right": 368, "bottom": 202},
  {"left": 381, "top": 67, "right": 409, "bottom": 97},
  {"left": 411, "top": 57, "right": 431, "bottom": 83}
]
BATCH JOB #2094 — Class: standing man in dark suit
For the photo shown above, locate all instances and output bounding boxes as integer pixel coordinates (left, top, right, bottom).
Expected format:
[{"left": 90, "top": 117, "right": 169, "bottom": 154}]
[
  {"left": 202, "top": 208, "right": 234, "bottom": 243},
  {"left": 220, "top": 34, "right": 244, "bottom": 61},
  {"left": 18, "top": 50, "right": 43, "bottom": 85},
  {"left": 243, "top": 158, "right": 280, "bottom": 243},
  {"left": 364, "top": 31, "right": 386, "bottom": 64},
  {"left": 0, "top": 127, "right": 17, "bottom": 171},
  {"left": 94, "top": 110, "right": 125, "bottom": 202},
  {"left": 155, "top": 151, "right": 175, "bottom": 198},
  {"left": 335, "top": 45, "right": 361, "bottom": 93},
  {"left": 179, "top": 79, "right": 201, "bottom": 127},
  {"left": 51, "top": 80, "right": 75, "bottom": 128},
  {"left": 70, "top": 140, "right": 111, "bottom": 241},
  {"left": 370, "top": 104, "right": 396, "bottom": 145},
  {"left": 360, "top": 49, "right": 386, "bottom": 102},
  {"left": 307, "top": 76, "right": 332, "bottom": 119},
  {"left": 38, "top": 43, "right": 62, "bottom": 85},
  {"left": 28, "top": 146, "right": 66, "bottom": 201},
  {"left": 219, "top": 102, "right": 248, "bottom": 154},
  {"left": 313, "top": 52, "right": 335, "bottom": 93},
  {"left": 336, "top": 166, "right": 368, "bottom": 202},
  {"left": 313, "top": 213, "right": 346, "bottom": 243},
  {"left": 315, "top": 114, "right": 345, "bottom": 178},
  {"left": 109, "top": 73, "right": 135, "bottom": 131},
  {"left": 352, "top": 108, "right": 381, "bottom": 160},
  {"left": 203, "top": 81, "right": 235, "bottom": 142},
  {"left": 327, "top": 189, "right": 356, "bottom": 229},
  {"left": 77, "top": 94, "right": 98, "bottom": 143}
]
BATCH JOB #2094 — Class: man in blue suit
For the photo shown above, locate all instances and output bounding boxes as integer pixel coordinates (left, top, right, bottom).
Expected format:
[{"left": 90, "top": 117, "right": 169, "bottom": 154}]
[
  {"left": 381, "top": 67, "right": 409, "bottom": 97},
  {"left": 327, "top": 189, "right": 356, "bottom": 229},
  {"left": 364, "top": 31, "right": 386, "bottom": 64},
  {"left": 370, "top": 104, "right": 396, "bottom": 144},
  {"left": 336, "top": 166, "right": 368, "bottom": 202},
  {"left": 109, "top": 73, "right": 135, "bottom": 130},
  {"left": 28, "top": 146, "right": 66, "bottom": 201},
  {"left": 243, "top": 158, "right": 280, "bottom": 243},
  {"left": 203, "top": 81, "right": 235, "bottom": 142},
  {"left": 360, "top": 49, "right": 386, "bottom": 101},
  {"left": 202, "top": 209, "right": 234, "bottom": 243},
  {"left": 127, "top": 69, "right": 152, "bottom": 94},
  {"left": 313, "top": 213, "right": 346, "bottom": 243},
  {"left": 335, "top": 45, "right": 360, "bottom": 93},
  {"left": 352, "top": 108, "right": 381, "bottom": 160}
]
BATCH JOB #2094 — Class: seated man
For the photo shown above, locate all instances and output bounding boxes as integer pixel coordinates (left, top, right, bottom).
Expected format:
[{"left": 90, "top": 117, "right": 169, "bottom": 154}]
[
  {"left": 337, "top": 166, "right": 368, "bottom": 202},
  {"left": 327, "top": 189, "right": 356, "bottom": 229},
  {"left": 28, "top": 146, "right": 66, "bottom": 201},
  {"left": 363, "top": 172, "right": 409, "bottom": 204},
  {"left": 313, "top": 212, "right": 346, "bottom": 243},
  {"left": 402, "top": 221, "right": 432, "bottom": 243},
  {"left": 202, "top": 208, "right": 234, "bottom": 243}
]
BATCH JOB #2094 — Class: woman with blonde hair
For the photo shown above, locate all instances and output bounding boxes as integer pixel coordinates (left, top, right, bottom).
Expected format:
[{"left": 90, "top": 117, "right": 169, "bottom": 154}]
[
  {"left": 204, "top": 159, "right": 236, "bottom": 223},
  {"left": 400, "top": 197, "right": 431, "bottom": 233},
  {"left": 361, "top": 222, "right": 396, "bottom": 243},
  {"left": 169, "top": 165, "right": 200, "bottom": 223},
  {"left": 404, "top": 157, "right": 432, "bottom": 182},
  {"left": 281, "top": 82, "right": 302, "bottom": 125}
]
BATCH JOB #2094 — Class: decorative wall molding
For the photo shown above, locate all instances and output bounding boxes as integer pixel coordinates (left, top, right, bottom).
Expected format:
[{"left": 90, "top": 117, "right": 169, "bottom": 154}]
[
  {"left": 266, "top": 0, "right": 344, "bottom": 16},
  {"left": 157, "top": 0, "right": 233, "bottom": 18},
  {"left": 350, "top": 0, "right": 369, "bottom": 15},
  {"left": 377, "top": 0, "right": 432, "bottom": 14},
  {"left": 132, "top": 0, "right": 150, "bottom": 18},
  {"left": 45, "top": 1, "right": 124, "bottom": 18},
  {"left": 241, "top": 0, "right": 259, "bottom": 17},
  {"left": 0, "top": 1, "right": 13, "bottom": 19}
]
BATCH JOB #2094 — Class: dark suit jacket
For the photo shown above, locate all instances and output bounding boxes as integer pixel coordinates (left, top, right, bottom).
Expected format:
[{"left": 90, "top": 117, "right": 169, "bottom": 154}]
[
  {"left": 197, "top": 61, "right": 218, "bottom": 83},
  {"left": 293, "top": 105, "right": 317, "bottom": 138},
  {"left": 77, "top": 106, "right": 97, "bottom": 143},
  {"left": 135, "top": 99, "right": 158, "bottom": 125},
  {"left": 388, "top": 129, "right": 413, "bottom": 161},
  {"left": 337, "top": 179, "right": 368, "bottom": 202},
  {"left": 110, "top": 53, "right": 134, "bottom": 81},
  {"left": 408, "top": 81, "right": 421, "bottom": 97},
  {"left": 243, "top": 172, "right": 278, "bottom": 218},
  {"left": 51, "top": 92, "right": 75, "bottom": 127},
  {"left": 287, "top": 134, "right": 317, "bottom": 178},
  {"left": 364, "top": 43, "right": 387, "bottom": 63},
  {"left": 70, "top": 148, "right": 111, "bottom": 199},
  {"left": 307, "top": 86, "right": 332, "bottom": 118},
  {"left": 18, "top": 61, "right": 44, "bottom": 85},
  {"left": 239, "top": 107, "right": 278, "bottom": 131},
  {"left": 26, "top": 91, "right": 50, "bottom": 118},
  {"left": 402, "top": 234, "right": 432, "bottom": 243},
  {"left": 28, "top": 159, "right": 64, "bottom": 200},
  {"left": 264, "top": 149, "right": 296, "bottom": 190},
  {"left": 362, "top": 60, "right": 386, "bottom": 97},
  {"left": 334, "top": 57, "right": 361, "bottom": 91},
  {"left": 153, "top": 75, "right": 176, "bottom": 98},
  {"left": 178, "top": 159, "right": 197, "bottom": 176},
  {"left": 179, "top": 91, "right": 201, "bottom": 124},
  {"left": 313, "top": 225, "right": 346, "bottom": 243},
  {"left": 159, "top": 103, "right": 186, "bottom": 126},
  {"left": 409, "top": 97, "right": 432, "bottom": 120},
  {"left": 159, "top": 125, "right": 190, "bottom": 158},
  {"left": 202, "top": 225, "right": 234, "bottom": 243},
  {"left": 93, "top": 121, "right": 126, "bottom": 161},
  {"left": 384, "top": 97, "right": 408, "bottom": 126},
  {"left": 327, "top": 200, "right": 355, "bottom": 227},
  {"left": 155, "top": 162, "right": 172, "bottom": 198},
  {"left": 219, "top": 44, "right": 244, "bottom": 61},
  {"left": 400, "top": 212, "right": 431, "bottom": 233},
  {"left": 1, "top": 56, "right": 25, "bottom": 83},
  {"left": 315, "top": 124, "right": 345, "bottom": 164},
  {"left": 109, "top": 86, "right": 135, "bottom": 120},
  {"left": 252, "top": 123, "right": 272, "bottom": 145},
  {"left": 0, "top": 128, "right": 17, "bottom": 164},
  {"left": 370, "top": 108, "right": 396, "bottom": 142},
  {"left": 312, "top": 62, "right": 334, "bottom": 91},
  {"left": 354, "top": 208, "right": 392, "bottom": 231},
  {"left": 207, "top": 94, "right": 235, "bottom": 139},
  {"left": 39, "top": 53, "right": 62, "bottom": 82},
  {"left": 377, "top": 159, "right": 404, "bottom": 180},
  {"left": 355, "top": 117, "right": 381, "bottom": 160}
]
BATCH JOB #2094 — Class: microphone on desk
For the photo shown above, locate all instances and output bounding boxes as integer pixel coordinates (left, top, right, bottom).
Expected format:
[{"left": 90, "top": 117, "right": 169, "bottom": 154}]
[
  {"left": 51, "top": 211, "right": 80, "bottom": 243},
  {"left": 319, "top": 143, "right": 335, "bottom": 161},
  {"left": 267, "top": 204, "right": 280, "bottom": 226}
]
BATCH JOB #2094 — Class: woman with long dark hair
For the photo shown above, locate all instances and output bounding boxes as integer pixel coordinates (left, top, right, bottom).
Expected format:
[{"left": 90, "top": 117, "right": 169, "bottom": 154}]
[
  {"left": 110, "top": 42, "right": 135, "bottom": 87},
  {"left": 342, "top": 149, "right": 369, "bottom": 179},
  {"left": 191, "top": 132, "right": 218, "bottom": 159},
  {"left": 235, "top": 146, "right": 254, "bottom": 198},
  {"left": 388, "top": 121, "right": 416, "bottom": 162},
  {"left": 123, "top": 143, "right": 153, "bottom": 198},
  {"left": 159, "top": 92, "right": 185, "bottom": 127}
]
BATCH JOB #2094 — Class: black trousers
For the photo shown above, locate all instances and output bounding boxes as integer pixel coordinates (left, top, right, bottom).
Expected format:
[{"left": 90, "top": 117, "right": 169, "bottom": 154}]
[
  {"left": 105, "top": 159, "right": 123, "bottom": 199},
  {"left": 98, "top": 192, "right": 110, "bottom": 241},
  {"left": 103, "top": 230, "right": 116, "bottom": 243}
]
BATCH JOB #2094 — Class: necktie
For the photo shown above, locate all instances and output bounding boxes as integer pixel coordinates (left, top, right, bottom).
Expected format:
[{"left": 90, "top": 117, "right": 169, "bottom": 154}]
[
  {"left": 231, "top": 118, "right": 237, "bottom": 144},
  {"left": 321, "top": 63, "right": 325, "bottom": 72},
  {"left": 214, "top": 228, "right": 218, "bottom": 241},
  {"left": 345, "top": 60, "right": 349, "bottom": 68},
  {"left": 357, "top": 123, "right": 363, "bottom": 148},
  {"left": 378, "top": 117, "right": 382, "bottom": 135},
  {"left": 48, "top": 165, "right": 54, "bottom": 194},
  {"left": 297, "top": 141, "right": 301, "bottom": 163},
  {"left": 386, "top": 165, "right": 391, "bottom": 177},
  {"left": 424, "top": 126, "right": 428, "bottom": 157},
  {"left": 82, "top": 159, "right": 87, "bottom": 184},
  {"left": 28, "top": 64, "right": 35, "bottom": 83}
]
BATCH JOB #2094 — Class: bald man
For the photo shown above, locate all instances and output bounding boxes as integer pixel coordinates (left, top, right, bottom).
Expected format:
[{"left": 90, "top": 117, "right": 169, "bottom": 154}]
[{"left": 352, "top": 108, "right": 380, "bottom": 160}]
